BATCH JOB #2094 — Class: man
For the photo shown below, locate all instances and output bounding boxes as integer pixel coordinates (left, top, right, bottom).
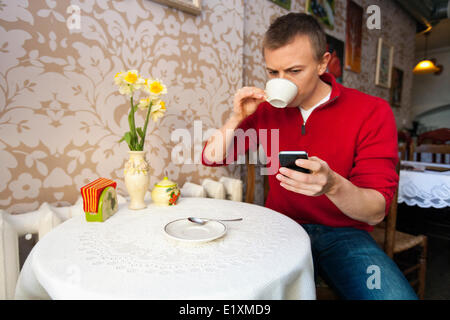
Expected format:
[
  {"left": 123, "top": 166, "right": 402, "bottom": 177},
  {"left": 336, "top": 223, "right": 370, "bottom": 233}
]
[{"left": 202, "top": 13, "right": 417, "bottom": 299}]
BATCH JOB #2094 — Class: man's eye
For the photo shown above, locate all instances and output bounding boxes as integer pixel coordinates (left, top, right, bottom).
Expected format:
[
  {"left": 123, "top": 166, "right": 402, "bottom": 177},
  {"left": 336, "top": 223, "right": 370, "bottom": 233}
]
[
  {"left": 290, "top": 70, "right": 301, "bottom": 73},
  {"left": 268, "top": 71, "right": 278, "bottom": 75}
]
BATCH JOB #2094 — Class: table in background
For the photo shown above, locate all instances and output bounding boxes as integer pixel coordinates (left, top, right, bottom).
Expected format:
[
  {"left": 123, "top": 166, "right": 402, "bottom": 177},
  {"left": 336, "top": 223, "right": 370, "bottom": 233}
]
[
  {"left": 397, "top": 161, "right": 450, "bottom": 241},
  {"left": 15, "top": 198, "right": 315, "bottom": 300}
]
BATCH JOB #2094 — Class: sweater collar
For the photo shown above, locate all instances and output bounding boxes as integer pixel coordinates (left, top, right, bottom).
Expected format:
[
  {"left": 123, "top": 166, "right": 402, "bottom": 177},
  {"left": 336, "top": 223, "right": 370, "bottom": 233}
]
[{"left": 319, "top": 72, "right": 341, "bottom": 104}]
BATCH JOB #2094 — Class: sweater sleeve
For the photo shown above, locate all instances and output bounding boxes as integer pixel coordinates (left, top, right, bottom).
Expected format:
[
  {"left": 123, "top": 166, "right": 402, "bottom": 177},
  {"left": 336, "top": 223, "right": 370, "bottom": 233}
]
[
  {"left": 201, "top": 108, "right": 260, "bottom": 167},
  {"left": 348, "top": 98, "right": 399, "bottom": 215}
]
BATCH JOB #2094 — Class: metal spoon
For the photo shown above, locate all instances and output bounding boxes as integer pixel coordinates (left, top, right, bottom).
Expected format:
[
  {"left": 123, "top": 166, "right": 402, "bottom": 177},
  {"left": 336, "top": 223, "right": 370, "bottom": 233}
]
[{"left": 187, "top": 217, "right": 243, "bottom": 225}]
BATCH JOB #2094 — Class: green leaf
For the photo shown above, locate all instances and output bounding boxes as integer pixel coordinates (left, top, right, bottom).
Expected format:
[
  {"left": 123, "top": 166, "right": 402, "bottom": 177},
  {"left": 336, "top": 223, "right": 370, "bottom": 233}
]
[
  {"left": 128, "top": 97, "right": 138, "bottom": 149},
  {"left": 139, "top": 101, "right": 153, "bottom": 150},
  {"left": 137, "top": 127, "right": 145, "bottom": 139},
  {"left": 122, "top": 131, "right": 133, "bottom": 150}
]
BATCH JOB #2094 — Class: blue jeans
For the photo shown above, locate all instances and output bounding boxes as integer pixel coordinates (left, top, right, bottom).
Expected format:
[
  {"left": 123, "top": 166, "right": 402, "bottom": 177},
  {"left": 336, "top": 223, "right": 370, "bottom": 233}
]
[{"left": 302, "top": 224, "right": 418, "bottom": 300}]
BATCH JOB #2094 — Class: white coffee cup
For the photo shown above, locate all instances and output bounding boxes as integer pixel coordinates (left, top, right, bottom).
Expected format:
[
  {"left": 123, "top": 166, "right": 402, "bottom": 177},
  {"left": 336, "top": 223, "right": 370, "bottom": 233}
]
[{"left": 265, "top": 78, "right": 298, "bottom": 108}]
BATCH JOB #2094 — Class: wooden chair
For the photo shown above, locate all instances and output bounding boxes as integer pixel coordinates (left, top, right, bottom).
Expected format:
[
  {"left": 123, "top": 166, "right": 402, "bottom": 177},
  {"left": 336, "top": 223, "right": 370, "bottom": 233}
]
[
  {"left": 369, "top": 164, "right": 428, "bottom": 299},
  {"left": 245, "top": 154, "right": 256, "bottom": 203},
  {"left": 244, "top": 153, "right": 269, "bottom": 204},
  {"left": 398, "top": 130, "right": 412, "bottom": 160},
  {"left": 398, "top": 143, "right": 407, "bottom": 161},
  {"left": 417, "top": 128, "right": 450, "bottom": 146},
  {"left": 409, "top": 143, "right": 450, "bottom": 163}
]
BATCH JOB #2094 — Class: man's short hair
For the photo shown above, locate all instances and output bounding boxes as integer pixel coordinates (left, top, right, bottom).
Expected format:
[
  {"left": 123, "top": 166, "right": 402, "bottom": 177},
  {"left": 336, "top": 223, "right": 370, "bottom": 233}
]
[{"left": 263, "top": 12, "right": 327, "bottom": 61}]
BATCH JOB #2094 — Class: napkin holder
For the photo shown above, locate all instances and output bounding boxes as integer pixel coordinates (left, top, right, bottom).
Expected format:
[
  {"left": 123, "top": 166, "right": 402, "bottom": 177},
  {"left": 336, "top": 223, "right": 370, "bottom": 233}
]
[{"left": 80, "top": 178, "right": 119, "bottom": 222}]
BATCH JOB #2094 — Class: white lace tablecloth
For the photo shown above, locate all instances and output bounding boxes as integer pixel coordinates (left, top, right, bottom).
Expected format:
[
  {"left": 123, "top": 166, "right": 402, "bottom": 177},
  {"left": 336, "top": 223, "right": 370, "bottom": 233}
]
[
  {"left": 398, "top": 162, "right": 450, "bottom": 209},
  {"left": 15, "top": 198, "right": 315, "bottom": 300}
]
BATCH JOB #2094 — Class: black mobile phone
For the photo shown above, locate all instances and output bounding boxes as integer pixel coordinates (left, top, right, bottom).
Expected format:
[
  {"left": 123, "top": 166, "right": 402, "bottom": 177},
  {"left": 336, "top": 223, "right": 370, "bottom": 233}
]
[{"left": 279, "top": 151, "right": 311, "bottom": 174}]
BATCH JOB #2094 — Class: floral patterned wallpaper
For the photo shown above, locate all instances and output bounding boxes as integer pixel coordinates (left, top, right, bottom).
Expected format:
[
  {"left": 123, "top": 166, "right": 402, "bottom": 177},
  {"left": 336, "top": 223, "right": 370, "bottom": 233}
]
[
  {"left": 0, "top": 0, "right": 416, "bottom": 213},
  {"left": 1, "top": 0, "right": 245, "bottom": 213}
]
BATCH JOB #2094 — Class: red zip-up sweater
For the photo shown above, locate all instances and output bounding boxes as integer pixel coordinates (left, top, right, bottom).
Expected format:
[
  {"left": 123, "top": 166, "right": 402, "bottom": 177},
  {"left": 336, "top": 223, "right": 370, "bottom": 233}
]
[{"left": 202, "top": 73, "right": 399, "bottom": 231}]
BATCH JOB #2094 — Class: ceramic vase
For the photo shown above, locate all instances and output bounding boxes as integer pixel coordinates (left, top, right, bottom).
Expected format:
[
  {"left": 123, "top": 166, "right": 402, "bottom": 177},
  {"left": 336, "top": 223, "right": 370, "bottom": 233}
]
[{"left": 124, "top": 151, "right": 150, "bottom": 210}]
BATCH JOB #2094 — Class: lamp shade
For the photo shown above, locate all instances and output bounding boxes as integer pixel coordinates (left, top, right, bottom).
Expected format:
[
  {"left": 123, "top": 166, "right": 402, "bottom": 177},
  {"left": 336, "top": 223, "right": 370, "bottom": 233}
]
[{"left": 413, "top": 59, "right": 440, "bottom": 74}]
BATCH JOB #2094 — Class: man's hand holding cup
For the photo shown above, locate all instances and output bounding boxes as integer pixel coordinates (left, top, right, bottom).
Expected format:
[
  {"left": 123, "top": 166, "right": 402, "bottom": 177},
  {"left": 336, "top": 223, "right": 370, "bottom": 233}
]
[{"left": 232, "top": 87, "right": 266, "bottom": 123}]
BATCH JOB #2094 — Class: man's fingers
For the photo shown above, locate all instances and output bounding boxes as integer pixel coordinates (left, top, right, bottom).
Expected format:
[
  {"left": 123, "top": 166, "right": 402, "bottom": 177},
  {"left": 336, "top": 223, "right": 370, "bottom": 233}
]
[
  {"left": 279, "top": 182, "right": 316, "bottom": 196},
  {"left": 278, "top": 167, "right": 313, "bottom": 182},
  {"left": 276, "top": 170, "right": 313, "bottom": 185},
  {"left": 295, "top": 158, "right": 322, "bottom": 173},
  {"left": 236, "top": 87, "right": 266, "bottom": 100}
]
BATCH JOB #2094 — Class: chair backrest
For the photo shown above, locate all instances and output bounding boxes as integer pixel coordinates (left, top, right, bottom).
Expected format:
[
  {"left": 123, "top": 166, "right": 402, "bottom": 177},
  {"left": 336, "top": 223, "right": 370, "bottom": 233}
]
[
  {"left": 398, "top": 130, "right": 411, "bottom": 144},
  {"left": 245, "top": 153, "right": 269, "bottom": 204},
  {"left": 398, "top": 143, "right": 407, "bottom": 161},
  {"left": 245, "top": 153, "right": 256, "bottom": 204},
  {"left": 382, "top": 162, "right": 401, "bottom": 258},
  {"left": 410, "top": 143, "right": 450, "bottom": 163},
  {"left": 398, "top": 130, "right": 412, "bottom": 160},
  {"left": 417, "top": 128, "right": 450, "bottom": 145}
]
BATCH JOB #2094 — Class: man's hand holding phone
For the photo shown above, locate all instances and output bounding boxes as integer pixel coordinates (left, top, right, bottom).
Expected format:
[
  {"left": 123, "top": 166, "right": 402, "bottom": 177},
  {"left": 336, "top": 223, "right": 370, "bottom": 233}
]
[{"left": 277, "top": 151, "right": 338, "bottom": 197}]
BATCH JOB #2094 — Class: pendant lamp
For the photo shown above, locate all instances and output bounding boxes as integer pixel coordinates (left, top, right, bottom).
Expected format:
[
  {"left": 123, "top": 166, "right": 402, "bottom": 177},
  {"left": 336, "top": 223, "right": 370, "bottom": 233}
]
[{"left": 413, "top": 31, "right": 441, "bottom": 75}]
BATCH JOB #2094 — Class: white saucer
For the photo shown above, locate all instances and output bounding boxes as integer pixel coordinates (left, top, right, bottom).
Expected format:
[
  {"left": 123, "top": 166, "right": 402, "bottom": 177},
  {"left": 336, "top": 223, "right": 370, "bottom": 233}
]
[{"left": 164, "top": 218, "right": 227, "bottom": 243}]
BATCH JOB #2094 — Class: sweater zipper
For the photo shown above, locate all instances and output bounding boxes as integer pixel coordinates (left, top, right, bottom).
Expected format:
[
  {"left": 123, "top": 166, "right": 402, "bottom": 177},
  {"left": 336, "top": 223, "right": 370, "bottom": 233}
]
[{"left": 300, "top": 96, "right": 338, "bottom": 136}]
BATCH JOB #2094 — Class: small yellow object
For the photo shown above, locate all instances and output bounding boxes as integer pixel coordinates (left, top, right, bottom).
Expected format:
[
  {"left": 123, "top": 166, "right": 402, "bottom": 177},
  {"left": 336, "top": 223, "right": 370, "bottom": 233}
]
[
  {"left": 151, "top": 177, "right": 180, "bottom": 206},
  {"left": 413, "top": 59, "right": 440, "bottom": 74}
]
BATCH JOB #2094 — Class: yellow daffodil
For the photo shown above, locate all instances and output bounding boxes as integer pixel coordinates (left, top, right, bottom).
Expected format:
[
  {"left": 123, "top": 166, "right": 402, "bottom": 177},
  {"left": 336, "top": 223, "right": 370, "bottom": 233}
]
[
  {"left": 115, "top": 70, "right": 168, "bottom": 151},
  {"left": 138, "top": 97, "right": 151, "bottom": 110},
  {"left": 150, "top": 99, "right": 166, "bottom": 122},
  {"left": 114, "top": 70, "right": 146, "bottom": 96},
  {"left": 144, "top": 79, "right": 167, "bottom": 97},
  {"left": 114, "top": 71, "right": 125, "bottom": 85},
  {"left": 124, "top": 70, "right": 139, "bottom": 84},
  {"left": 124, "top": 70, "right": 144, "bottom": 86}
]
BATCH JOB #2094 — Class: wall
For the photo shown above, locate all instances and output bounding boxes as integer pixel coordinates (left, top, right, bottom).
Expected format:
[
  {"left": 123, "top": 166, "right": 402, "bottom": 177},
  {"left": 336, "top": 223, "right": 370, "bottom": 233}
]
[
  {"left": 411, "top": 46, "right": 450, "bottom": 129},
  {"left": 414, "top": 106, "right": 450, "bottom": 133},
  {"left": 0, "top": 0, "right": 417, "bottom": 213},
  {"left": 0, "top": 0, "right": 244, "bottom": 214}
]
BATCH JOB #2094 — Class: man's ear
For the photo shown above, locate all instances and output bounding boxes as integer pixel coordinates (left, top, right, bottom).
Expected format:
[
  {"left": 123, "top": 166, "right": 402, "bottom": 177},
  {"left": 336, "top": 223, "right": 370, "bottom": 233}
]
[{"left": 318, "top": 52, "right": 331, "bottom": 75}]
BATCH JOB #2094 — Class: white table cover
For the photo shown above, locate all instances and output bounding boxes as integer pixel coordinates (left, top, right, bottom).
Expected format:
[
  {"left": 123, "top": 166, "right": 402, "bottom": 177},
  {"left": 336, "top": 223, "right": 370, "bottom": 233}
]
[
  {"left": 15, "top": 198, "right": 315, "bottom": 300},
  {"left": 398, "top": 162, "right": 450, "bottom": 209}
]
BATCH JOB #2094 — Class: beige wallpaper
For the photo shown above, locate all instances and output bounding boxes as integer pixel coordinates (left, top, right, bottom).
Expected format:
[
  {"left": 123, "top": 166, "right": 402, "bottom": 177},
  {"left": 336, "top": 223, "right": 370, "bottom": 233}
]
[
  {"left": 0, "top": 0, "right": 416, "bottom": 213},
  {"left": 1, "top": 0, "right": 245, "bottom": 213}
]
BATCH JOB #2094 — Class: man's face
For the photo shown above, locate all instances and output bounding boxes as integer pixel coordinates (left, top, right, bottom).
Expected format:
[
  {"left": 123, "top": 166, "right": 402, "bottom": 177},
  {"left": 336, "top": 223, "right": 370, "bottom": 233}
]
[{"left": 264, "top": 35, "right": 328, "bottom": 108}]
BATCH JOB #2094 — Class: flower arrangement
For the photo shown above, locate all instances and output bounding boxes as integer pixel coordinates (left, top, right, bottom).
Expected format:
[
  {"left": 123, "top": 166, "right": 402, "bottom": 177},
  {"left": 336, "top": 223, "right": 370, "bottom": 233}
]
[{"left": 114, "top": 70, "right": 167, "bottom": 151}]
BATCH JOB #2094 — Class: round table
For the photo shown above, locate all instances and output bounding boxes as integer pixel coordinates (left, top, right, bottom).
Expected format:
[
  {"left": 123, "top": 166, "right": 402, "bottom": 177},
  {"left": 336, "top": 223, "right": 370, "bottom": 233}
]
[{"left": 15, "top": 197, "right": 315, "bottom": 300}]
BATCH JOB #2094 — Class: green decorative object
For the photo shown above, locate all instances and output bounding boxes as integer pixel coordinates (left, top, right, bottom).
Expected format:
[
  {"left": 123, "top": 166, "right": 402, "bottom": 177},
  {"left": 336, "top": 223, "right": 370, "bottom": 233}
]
[
  {"left": 85, "top": 187, "right": 119, "bottom": 222},
  {"left": 269, "top": 0, "right": 291, "bottom": 10}
]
